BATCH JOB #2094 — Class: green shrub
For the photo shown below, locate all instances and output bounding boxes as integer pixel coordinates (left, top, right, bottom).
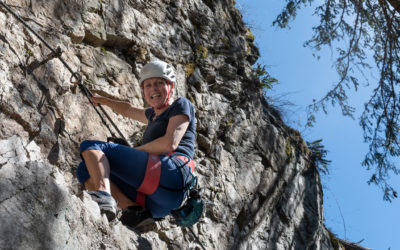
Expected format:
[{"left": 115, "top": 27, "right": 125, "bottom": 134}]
[
  {"left": 306, "top": 139, "right": 331, "bottom": 175},
  {"left": 253, "top": 63, "right": 278, "bottom": 90}
]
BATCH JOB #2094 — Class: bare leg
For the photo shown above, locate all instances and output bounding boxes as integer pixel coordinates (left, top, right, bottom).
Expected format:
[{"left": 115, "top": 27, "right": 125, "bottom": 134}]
[
  {"left": 82, "top": 149, "right": 141, "bottom": 209},
  {"left": 110, "top": 181, "right": 139, "bottom": 209},
  {"left": 84, "top": 178, "right": 96, "bottom": 190},
  {"left": 81, "top": 149, "right": 111, "bottom": 193}
]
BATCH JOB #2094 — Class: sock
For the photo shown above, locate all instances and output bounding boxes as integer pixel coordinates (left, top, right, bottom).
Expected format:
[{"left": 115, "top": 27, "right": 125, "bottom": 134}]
[{"left": 97, "top": 190, "right": 112, "bottom": 197}]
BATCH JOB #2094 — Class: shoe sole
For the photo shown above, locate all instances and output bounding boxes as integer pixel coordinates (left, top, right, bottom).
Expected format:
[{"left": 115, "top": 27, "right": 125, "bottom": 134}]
[
  {"left": 87, "top": 191, "right": 117, "bottom": 221},
  {"left": 125, "top": 218, "right": 155, "bottom": 233},
  {"left": 100, "top": 206, "right": 117, "bottom": 221}
]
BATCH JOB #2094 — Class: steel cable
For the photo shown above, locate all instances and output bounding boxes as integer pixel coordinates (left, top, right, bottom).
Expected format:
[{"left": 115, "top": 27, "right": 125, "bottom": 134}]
[{"left": 0, "top": 0, "right": 128, "bottom": 144}]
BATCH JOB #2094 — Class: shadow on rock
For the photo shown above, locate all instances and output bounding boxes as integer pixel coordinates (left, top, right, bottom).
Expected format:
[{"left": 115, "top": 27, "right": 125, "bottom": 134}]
[{"left": 0, "top": 161, "right": 66, "bottom": 249}]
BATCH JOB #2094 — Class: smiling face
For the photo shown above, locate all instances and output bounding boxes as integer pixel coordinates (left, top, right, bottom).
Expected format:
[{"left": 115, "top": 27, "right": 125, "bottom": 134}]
[{"left": 142, "top": 77, "right": 173, "bottom": 109}]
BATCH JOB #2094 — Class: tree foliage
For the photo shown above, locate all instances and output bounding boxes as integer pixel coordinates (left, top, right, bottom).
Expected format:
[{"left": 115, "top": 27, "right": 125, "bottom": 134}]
[{"left": 274, "top": 0, "right": 400, "bottom": 201}]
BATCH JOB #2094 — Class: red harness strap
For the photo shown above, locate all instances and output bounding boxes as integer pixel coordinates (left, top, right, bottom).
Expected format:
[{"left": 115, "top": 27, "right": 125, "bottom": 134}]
[
  {"left": 136, "top": 154, "right": 162, "bottom": 208},
  {"left": 170, "top": 153, "right": 195, "bottom": 173},
  {"left": 135, "top": 153, "right": 195, "bottom": 208},
  {"left": 136, "top": 193, "right": 146, "bottom": 208},
  {"left": 137, "top": 154, "right": 162, "bottom": 194}
]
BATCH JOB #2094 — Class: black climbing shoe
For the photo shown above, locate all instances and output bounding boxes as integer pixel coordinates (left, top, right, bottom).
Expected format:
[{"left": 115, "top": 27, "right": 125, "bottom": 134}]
[
  {"left": 120, "top": 206, "right": 154, "bottom": 233},
  {"left": 87, "top": 190, "right": 117, "bottom": 221}
]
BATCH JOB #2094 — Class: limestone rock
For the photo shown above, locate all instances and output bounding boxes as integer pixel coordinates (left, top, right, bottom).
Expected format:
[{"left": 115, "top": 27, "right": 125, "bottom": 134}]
[{"left": 0, "top": 0, "right": 367, "bottom": 249}]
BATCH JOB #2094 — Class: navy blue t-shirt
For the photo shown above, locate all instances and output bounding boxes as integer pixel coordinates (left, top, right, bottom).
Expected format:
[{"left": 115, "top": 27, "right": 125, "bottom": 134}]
[{"left": 142, "top": 98, "right": 196, "bottom": 158}]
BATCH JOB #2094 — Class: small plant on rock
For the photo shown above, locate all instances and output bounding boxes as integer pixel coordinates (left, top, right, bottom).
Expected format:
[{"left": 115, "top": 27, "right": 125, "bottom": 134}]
[
  {"left": 253, "top": 63, "right": 278, "bottom": 90},
  {"left": 307, "top": 139, "right": 331, "bottom": 175}
]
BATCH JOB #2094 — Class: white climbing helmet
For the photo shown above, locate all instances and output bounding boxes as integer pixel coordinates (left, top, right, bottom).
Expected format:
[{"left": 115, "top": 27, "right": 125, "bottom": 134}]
[{"left": 139, "top": 61, "right": 176, "bottom": 86}]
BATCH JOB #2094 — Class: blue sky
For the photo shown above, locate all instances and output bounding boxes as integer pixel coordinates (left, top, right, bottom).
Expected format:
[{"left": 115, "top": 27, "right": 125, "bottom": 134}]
[{"left": 235, "top": 1, "right": 400, "bottom": 249}]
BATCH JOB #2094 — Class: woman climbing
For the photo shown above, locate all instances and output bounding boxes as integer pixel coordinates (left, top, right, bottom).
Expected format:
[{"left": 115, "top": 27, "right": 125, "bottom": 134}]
[{"left": 76, "top": 61, "right": 196, "bottom": 231}]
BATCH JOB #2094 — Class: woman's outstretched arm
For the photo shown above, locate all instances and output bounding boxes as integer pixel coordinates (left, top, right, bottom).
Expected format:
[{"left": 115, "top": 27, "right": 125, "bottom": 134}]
[{"left": 91, "top": 94, "right": 148, "bottom": 124}]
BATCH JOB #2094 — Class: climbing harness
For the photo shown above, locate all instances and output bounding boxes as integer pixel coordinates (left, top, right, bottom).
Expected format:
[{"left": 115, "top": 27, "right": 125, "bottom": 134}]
[
  {"left": 165, "top": 152, "right": 196, "bottom": 192},
  {"left": 134, "top": 152, "right": 197, "bottom": 207},
  {"left": 138, "top": 154, "right": 162, "bottom": 195},
  {"left": 133, "top": 154, "right": 161, "bottom": 208},
  {"left": 169, "top": 154, "right": 205, "bottom": 247},
  {"left": 0, "top": 1, "right": 128, "bottom": 145},
  {"left": 171, "top": 180, "right": 204, "bottom": 227},
  {"left": 168, "top": 153, "right": 204, "bottom": 228},
  {"left": 133, "top": 151, "right": 204, "bottom": 229}
]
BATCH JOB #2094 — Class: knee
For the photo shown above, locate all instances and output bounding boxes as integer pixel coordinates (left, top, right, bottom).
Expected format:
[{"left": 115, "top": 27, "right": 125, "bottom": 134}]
[
  {"left": 76, "top": 161, "right": 90, "bottom": 184},
  {"left": 80, "top": 140, "right": 99, "bottom": 153}
]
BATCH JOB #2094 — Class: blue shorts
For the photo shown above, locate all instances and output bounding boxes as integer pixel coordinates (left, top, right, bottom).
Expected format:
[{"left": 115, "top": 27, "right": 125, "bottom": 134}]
[{"left": 76, "top": 140, "right": 191, "bottom": 218}]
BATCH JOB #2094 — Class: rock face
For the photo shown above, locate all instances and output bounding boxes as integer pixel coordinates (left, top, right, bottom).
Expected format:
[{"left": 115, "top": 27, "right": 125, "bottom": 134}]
[{"left": 0, "top": 0, "right": 338, "bottom": 249}]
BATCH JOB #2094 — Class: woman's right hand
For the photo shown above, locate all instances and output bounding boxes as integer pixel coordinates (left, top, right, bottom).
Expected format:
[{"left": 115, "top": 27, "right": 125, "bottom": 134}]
[{"left": 91, "top": 94, "right": 108, "bottom": 106}]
